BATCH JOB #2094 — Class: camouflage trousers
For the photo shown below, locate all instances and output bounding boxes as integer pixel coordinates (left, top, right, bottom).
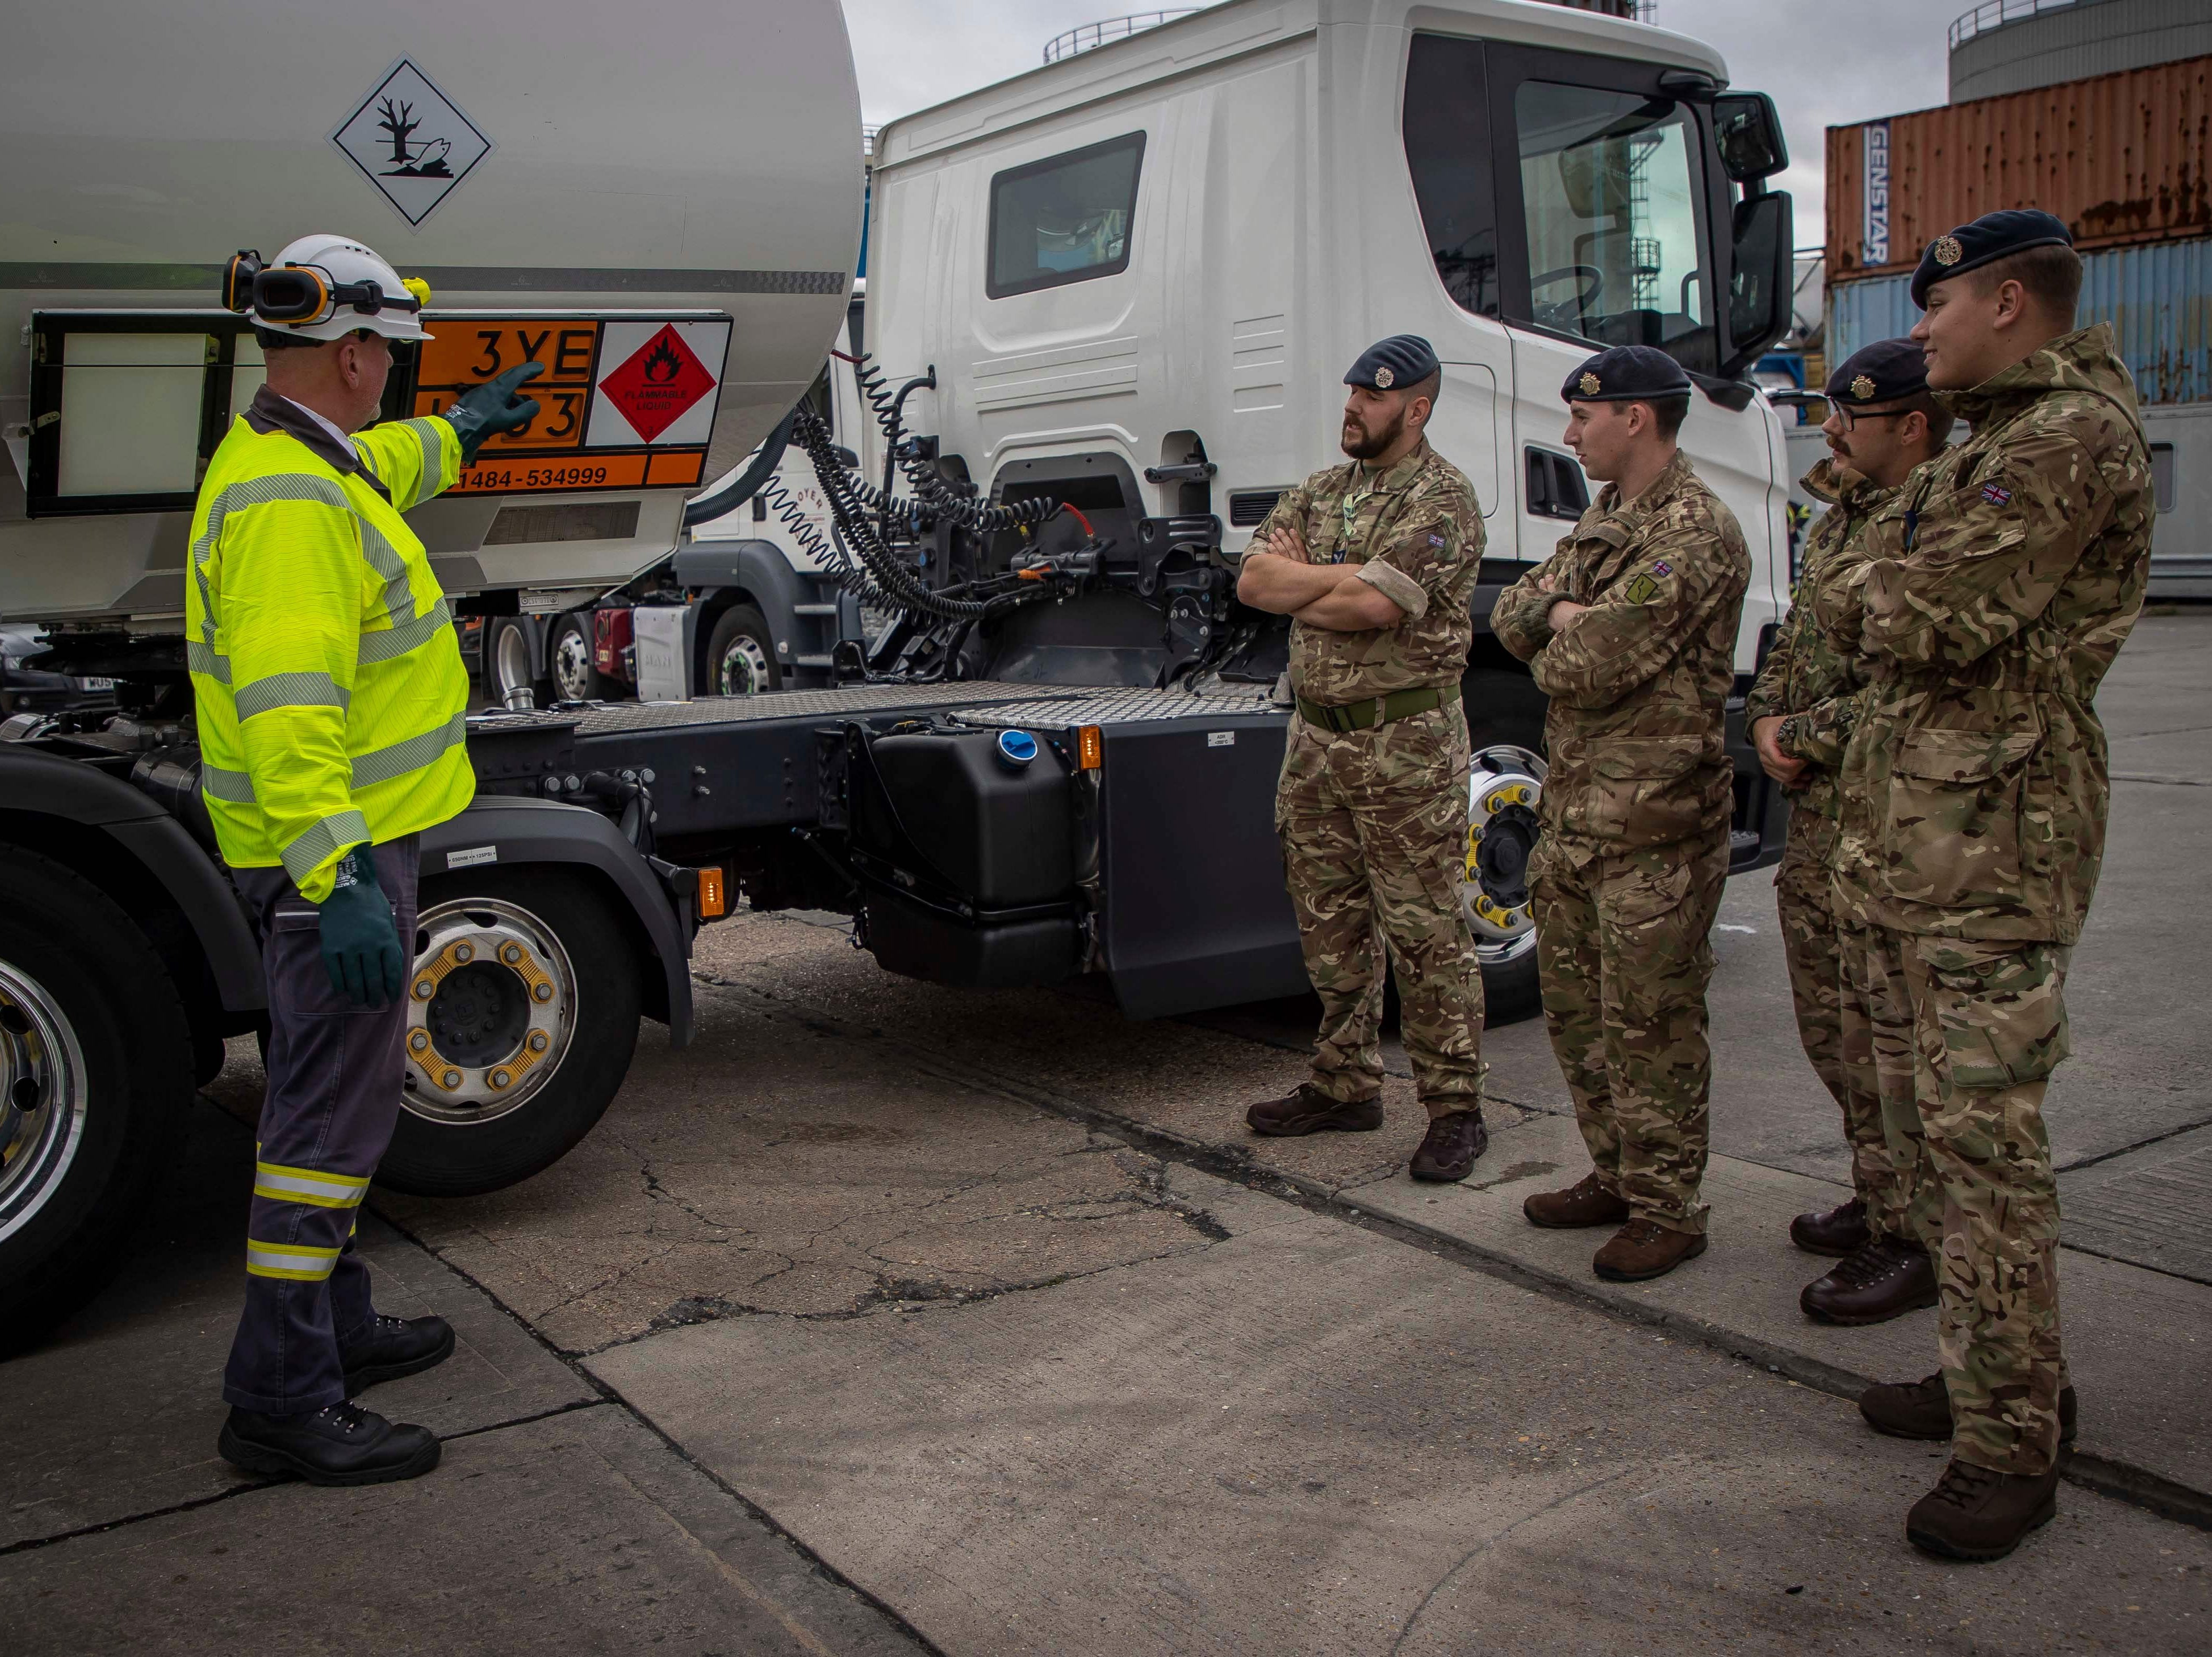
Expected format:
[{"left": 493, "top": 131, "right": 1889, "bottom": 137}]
[
  {"left": 1895, "top": 932, "right": 2074, "bottom": 1476},
  {"left": 1836, "top": 920, "right": 1940, "bottom": 1244},
  {"left": 1276, "top": 704, "right": 1486, "bottom": 1116},
  {"left": 1776, "top": 845, "right": 1896, "bottom": 1228},
  {"left": 1529, "top": 831, "right": 1729, "bottom": 1233}
]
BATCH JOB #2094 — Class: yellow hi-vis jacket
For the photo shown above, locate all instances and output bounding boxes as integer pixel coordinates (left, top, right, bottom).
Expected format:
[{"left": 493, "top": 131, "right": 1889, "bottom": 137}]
[{"left": 186, "top": 386, "right": 474, "bottom": 902}]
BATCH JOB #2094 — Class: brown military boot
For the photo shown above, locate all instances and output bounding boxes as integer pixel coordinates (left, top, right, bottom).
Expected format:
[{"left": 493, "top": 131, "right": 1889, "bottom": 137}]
[
  {"left": 1408, "top": 1109, "right": 1486, "bottom": 1182},
  {"left": 1800, "top": 1235, "right": 1939, "bottom": 1326},
  {"left": 1790, "top": 1196, "right": 1871, "bottom": 1258},
  {"left": 1246, "top": 1083, "right": 1383, "bottom": 1137},
  {"left": 1905, "top": 1459, "right": 2060, "bottom": 1561},
  {"left": 1592, "top": 1219, "right": 1708, "bottom": 1282},
  {"left": 1522, "top": 1172, "right": 1630, "bottom": 1230},
  {"left": 1860, "top": 1372, "right": 2079, "bottom": 1446}
]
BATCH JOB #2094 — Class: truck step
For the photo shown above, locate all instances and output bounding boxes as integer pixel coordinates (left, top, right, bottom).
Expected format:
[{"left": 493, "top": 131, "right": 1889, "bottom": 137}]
[{"left": 792, "top": 603, "right": 841, "bottom": 616}]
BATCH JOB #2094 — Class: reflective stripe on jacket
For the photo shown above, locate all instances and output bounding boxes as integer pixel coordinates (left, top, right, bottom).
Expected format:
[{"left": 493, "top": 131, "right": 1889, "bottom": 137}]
[{"left": 186, "top": 387, "right": 473, "bottom": 902}]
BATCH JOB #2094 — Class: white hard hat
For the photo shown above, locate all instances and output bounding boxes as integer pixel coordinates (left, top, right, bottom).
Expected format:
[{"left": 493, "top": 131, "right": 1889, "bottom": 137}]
[{"left": 224, "top": 233, "right": 434, "bottom": 342}]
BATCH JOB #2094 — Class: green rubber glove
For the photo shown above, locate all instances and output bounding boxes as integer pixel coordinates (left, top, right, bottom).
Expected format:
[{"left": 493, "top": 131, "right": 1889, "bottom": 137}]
[
  {"left": 317, "top": 849, "right": 405, "bottom": 1009},
  {"left": 444, "top": 361, "right": 545, "bottom": 462}
]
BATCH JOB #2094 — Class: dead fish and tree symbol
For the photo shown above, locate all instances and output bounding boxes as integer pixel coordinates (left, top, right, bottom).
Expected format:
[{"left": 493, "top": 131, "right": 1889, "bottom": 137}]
[{"left": 375, "top": 97, "right": 453, "bottom": 178}]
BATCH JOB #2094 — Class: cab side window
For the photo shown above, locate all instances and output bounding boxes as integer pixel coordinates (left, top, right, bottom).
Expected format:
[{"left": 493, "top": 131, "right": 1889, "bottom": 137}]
[
  {"left": 1403, "top": 35, "right": 1500, "bottom": 319},
  {"left": 1512, "top": 82, "right": 1713, "bottom": 364},
  {"left": 987, "top": 132, "right": 1146, "bottom": 299}
]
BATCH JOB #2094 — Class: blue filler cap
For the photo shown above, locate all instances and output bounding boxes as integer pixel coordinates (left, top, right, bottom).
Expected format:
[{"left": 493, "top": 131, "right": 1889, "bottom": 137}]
[{"left": 995, "top": 728, "right": 1039, "bottom": 770}]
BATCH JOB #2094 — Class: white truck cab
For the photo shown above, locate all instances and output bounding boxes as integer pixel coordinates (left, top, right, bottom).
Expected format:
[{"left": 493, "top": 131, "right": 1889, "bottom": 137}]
[{"left": 864, "top": 0, "right": 1795, "bottom": 673}]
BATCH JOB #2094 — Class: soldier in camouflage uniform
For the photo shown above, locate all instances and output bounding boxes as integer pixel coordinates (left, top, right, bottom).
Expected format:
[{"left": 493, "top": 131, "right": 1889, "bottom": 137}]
[
  {"left": 1493, "top": 346, "right": 1748, "bottom": 1283},
  {"left": 1237, "top": 335, "right": 1492, "bottom": 1183},
  {"left": 1746, "top": 339, "right": 1953, "bottom": 1327},
  {"left": 1844, "top": 212, "right": 2154, "bottom": 1562}
]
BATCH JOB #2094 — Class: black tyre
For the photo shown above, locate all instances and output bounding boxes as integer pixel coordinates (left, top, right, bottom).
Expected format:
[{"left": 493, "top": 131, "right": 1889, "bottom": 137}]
[
  {"left": 0, "top": 848, "right": 192, "bottom": 1351},
  {"left": 548, "top": 612, "right": 602, "bottom": 703},
  {"left": 486, "top": 616, "right": 550, "bottom": 711},
  {"left": 379, "top": 867, "right": 641, "bottom": 1197},
  {"left": 1461, "top": 668, "right": 1550, "bottom": 1026},
  {"left": 705, "top": 603, "right": 782, "bottom": 696}
]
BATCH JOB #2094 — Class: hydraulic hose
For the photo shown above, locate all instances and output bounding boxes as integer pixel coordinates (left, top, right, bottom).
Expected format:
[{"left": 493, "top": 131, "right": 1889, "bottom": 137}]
[{"left": 681, "top": 409, "right": 796, "bottom": 529}]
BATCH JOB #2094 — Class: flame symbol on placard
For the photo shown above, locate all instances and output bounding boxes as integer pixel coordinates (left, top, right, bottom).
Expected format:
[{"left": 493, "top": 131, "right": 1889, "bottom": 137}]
[{"left": 643, "top": 335, "right": 683, "bottom": 384}]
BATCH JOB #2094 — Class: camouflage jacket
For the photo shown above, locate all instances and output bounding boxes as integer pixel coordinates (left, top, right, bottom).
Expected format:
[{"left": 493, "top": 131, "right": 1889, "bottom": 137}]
[
  {"left": 1252, "top": 438, "right": 1486, "bottom": 705},
  {"left": 1492, "top": 449, "right": 1749, "bottom": 861},
  {"left": 1848, "top": 323, "right": 2154, "bottom": 944},
  {"left": 1745, "top": 458, "right": 1895, "bottom": 869}
]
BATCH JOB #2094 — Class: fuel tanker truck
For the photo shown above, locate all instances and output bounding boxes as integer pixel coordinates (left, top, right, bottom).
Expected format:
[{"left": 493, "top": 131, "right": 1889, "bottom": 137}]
[
  {"left": 0, "top": 0, "right": 1799, "bottom": 1342},
  {"left": 0, "top": 0, "right": 865, "bottom": 1337}
]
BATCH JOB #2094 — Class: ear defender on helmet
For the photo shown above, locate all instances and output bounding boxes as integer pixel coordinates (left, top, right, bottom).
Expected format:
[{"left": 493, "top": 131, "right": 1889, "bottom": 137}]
[
  {"left": 222, "top": 250, "right": 263, "bottom": 314},
  {"left": 253, "top": 266, "right": 337, "bottom": 324}
]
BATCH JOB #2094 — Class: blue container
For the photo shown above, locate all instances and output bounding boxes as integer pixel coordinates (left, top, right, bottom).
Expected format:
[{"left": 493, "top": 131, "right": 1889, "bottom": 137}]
[{"left": 1828, "top": 237, "right": 2212, "bottom": 407}]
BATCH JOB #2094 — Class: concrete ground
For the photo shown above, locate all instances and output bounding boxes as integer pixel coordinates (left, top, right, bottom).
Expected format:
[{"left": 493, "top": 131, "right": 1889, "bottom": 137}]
[{"left": 6, "top": 613, "right": 2211, "bottom": 1653}]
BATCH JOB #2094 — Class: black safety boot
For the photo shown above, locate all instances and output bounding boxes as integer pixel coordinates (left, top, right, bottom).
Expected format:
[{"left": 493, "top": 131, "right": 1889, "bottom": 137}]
[
  {"left": 218, "top": 1401, "right": 441, "bottom": 1487},
  {"left": 342, "top": 1312, "right": 456, "bottom": 1395},
  {"left": 1408, "top": 1109, "right": 1487, "bottom": 1182},
  {"left": 1790, "top": 1196, "right": 1871, "bottom": 1258},
  {"left": 1906, "top": 1458, "right": 2060, "bottom": 1562},
  {"left": 1246, "top": 1083, "right": 1383, "bottom": 1136}
]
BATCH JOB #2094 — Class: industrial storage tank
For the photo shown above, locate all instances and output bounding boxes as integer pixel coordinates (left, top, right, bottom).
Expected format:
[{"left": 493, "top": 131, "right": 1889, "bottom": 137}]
[{"left": 0, "top": 0, "right": 864, "bottom": 622}]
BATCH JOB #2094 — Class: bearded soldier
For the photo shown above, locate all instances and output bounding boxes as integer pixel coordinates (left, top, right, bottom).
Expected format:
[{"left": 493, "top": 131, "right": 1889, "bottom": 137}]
[
  {"left": 1236, "top": 335, "right": 1491, "bottom": 1184},
  {"left": 1493, "top": 346, "right": 1748, "bottom": 1283},
  {"left": 1848, "top": 211, "right": 2153, "bottom": 1561},
  {"left": 1746, "top": 339, "right": 1953, "bottom": 1327}
]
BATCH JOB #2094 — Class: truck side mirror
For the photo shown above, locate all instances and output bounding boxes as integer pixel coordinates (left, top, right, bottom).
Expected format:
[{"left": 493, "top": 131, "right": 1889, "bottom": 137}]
[
  {"left": 1712, "top": 93, "right": 1787, "bottom": 183},
  {"left": 1723, "top": 190, "right": 1794, "bottom": 379}
]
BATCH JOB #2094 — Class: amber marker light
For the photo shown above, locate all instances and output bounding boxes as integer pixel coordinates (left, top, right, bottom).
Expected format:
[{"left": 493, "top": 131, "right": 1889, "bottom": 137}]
[
  {"left": 697, "top": 867, "right": 728, "bottom": 918},
  {"left": 1076, "top": 725, "right": 1103, "bottom": 770}
]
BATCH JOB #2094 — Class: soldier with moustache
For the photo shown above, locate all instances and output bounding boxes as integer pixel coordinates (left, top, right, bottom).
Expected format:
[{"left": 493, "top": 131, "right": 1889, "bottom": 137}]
[{"left": 1745, "top": 339, "right": 1955, "bottom": 1327}]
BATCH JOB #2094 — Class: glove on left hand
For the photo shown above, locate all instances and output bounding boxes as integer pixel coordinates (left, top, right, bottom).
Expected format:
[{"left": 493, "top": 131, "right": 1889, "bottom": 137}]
[{"left": 444, "top": 361, "right": 546, "bottom": 461}]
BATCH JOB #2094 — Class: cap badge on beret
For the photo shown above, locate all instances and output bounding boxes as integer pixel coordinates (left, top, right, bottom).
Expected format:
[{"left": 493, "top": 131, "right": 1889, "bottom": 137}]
[
  {"left": 1373, "top": 365, "right": 1394, "bottom": 390},
  {"left": 1578, "top": 371, "right": 1601, "bottom": 396},
  {"left": 1932, "top": 235, "right": 1964, "bottom": 267},
  {"left": 1850, "top": 374, "right": 1876, "bottom": 402}
]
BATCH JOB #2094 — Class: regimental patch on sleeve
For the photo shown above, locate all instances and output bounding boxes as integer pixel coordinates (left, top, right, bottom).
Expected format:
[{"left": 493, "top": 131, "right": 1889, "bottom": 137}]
[
  {"left": 1982, "top": 482, "right": 2013, "bottom": 507},
  {"left": 1619, "top": 573, "right": 1660, "bottom": 605}
]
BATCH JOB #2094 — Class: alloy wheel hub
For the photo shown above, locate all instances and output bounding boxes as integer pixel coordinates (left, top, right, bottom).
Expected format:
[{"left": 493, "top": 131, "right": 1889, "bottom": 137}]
[
  {"left": 403, "top": 898, "right": 577, "bottom": 1125},
  {"left": 0, "top": 958, "right": 89, "bottom": 1243},
  {"left": 1463, "top": 744, "right": 1547, "bottom": 962}
]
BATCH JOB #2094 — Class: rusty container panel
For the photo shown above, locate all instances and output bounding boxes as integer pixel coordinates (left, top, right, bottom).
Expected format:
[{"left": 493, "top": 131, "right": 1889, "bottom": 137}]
[{"left": 1827, "top": 55, "right": 2212, "bottom": 285}]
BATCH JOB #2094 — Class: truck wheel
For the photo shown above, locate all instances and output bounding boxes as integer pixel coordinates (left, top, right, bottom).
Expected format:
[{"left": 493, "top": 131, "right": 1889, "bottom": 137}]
[
  {"left": 706, "top": 604, "right": 781, "bottom": 696},
  {"left": 548, "top": 613, "right": 601, "bottom": 703},
  {"left": 1462, "top": 669, "right": 1550, "bottom": 1025},
  {"left": 379, "top": 867, "right": 641, "bottom": 1197},
  {"left": 486, "top": 616, "right": 549, "bottom": 711},
  {"left": 0, "top": 849, "right": 192, "bottom": 1351}
]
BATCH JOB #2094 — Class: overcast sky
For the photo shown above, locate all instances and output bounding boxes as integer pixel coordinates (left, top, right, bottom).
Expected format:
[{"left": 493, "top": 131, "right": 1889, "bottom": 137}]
[{"left": 840, "top": 0, "right": 1958, "bottom": 248}]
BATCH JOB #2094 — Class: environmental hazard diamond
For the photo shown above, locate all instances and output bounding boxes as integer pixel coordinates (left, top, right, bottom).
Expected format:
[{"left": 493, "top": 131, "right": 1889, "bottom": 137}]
[
  {"left": 598, "top": 325, "right": 717, "bottom": 443},
  {"left": 330, "top": 59, "right": 492, "bottom": 228}
]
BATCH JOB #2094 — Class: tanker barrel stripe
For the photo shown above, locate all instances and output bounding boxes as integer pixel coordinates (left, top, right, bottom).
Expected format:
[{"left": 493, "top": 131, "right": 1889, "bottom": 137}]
[
  {"left": 358, "top": 598, "right": 453, "bottom": 666},
  {"left": 200, "top": 763, "right": 258, "bottom": 804},
  {"left": 186, "top": 643, "right": 232, "bottom": 683},
  {"left": 253, "top": 1160, "right": 370, "bottom": 1208},
  {"left": 352, "top": 713, "right": 468, "bottom": 789},
  {"left": 235, "top": 671, "right": 351, "bottom": 721},
  {"left": 279, "top": 810, "right": 372, "bottom": 885},
  {"left": 246, "top": 1240, "right": 342, "bottom": 1281}
]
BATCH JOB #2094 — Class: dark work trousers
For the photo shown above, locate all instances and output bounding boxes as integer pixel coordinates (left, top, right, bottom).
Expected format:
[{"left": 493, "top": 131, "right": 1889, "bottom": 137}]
[{"left": 222, "top": 836, "right": 419, "bottom": 1414}]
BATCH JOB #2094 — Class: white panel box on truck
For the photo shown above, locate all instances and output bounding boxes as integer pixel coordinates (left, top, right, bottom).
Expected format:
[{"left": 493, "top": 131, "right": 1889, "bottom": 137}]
[{"left": 1, "top": 0, "right": 863, "bottom": 624}]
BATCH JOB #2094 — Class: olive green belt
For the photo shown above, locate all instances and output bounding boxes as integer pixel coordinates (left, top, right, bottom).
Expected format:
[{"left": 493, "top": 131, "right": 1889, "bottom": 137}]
[{"left": 1295, "top": 682, "right": 1460, "bottom": 734}]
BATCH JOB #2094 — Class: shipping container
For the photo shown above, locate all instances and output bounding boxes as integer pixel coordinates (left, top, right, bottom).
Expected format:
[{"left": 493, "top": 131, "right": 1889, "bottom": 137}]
[
  {"left": 1826, "top": 54, "right": 2212, "bottom": 286},
  {"left": 1828, "top": 237, "right": 2212, "bottom": 405}
]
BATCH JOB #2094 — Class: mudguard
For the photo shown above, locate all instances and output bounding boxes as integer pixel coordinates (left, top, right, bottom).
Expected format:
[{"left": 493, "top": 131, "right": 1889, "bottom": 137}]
[
  {"left": 418, "top": 797, "right": 695, "bottom": 1046},
  {"left": 0, "top": 747, "right": 263, "bottom": 1012},
  {"left": 672, "top": 540, "right": 811, "bottom": 663}
]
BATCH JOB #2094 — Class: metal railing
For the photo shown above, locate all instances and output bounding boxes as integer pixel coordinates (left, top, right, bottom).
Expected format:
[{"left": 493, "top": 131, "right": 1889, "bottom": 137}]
[
  {"left": 1949, "top": 0, "right": 2087, "bottom": 51},
  {"left": 1042, "top": 10, "right": 1201, "bottom": 65}
]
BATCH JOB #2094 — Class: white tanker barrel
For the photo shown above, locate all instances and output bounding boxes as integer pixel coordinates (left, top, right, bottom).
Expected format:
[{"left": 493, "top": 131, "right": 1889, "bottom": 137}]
[{"left": 0, "top": 0, "right": 863, "bottom": 621}]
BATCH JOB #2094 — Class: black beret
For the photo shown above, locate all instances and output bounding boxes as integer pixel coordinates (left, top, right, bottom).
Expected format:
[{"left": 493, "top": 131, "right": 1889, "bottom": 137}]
[
  {"left": 1560, "top": 345, "right": 1692, "bottom": 405},
  {"left": 1825, "top": 337, "right": 1929, "bottom": 406},
  {"left": 1910, "top": 209, "right": 2073, "bottom": 307},
  {"left": 1345, "top": 334, "right": 1439, "bottom": 392}
]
